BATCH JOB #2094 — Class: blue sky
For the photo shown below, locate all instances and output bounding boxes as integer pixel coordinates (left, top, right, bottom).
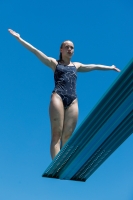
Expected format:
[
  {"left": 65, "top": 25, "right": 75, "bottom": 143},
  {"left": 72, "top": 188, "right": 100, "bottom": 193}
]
[{"left": 0, "top": 0, "right": 133, "bottom": 199}]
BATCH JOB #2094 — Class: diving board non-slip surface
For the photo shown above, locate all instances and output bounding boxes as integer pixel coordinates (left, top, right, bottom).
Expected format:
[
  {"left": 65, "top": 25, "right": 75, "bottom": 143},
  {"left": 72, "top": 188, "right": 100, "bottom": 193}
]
[{"left": 42, "top": 59, "right": 133, "bottom": 182}]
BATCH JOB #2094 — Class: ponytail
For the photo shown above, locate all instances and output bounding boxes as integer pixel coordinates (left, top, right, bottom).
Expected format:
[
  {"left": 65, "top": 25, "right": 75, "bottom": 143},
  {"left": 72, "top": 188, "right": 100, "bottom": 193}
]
[
  {"left": 59, "top": 52, "right": 62, "bottom": 62},
  {"left": 58, "top": 42, "right": 64, "bottom": 62}
]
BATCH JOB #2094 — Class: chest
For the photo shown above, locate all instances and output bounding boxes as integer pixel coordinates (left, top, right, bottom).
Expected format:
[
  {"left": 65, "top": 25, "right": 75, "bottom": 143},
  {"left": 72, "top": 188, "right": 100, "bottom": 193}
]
[{"left": 55, "top": 65, "right": 77, "bottom": 75}]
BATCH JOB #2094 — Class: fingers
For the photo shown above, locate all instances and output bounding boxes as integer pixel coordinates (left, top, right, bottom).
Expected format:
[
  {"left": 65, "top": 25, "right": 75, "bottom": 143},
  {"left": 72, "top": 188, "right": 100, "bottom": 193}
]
[
  {"left": 8, "top": 29, "right": 14, "bottom": 33},
  {"left": 114, "top": 67, "right": 121, "bottom": 72},
  {"left": 116, "top": 68, "right": 121, "bottom": 72},
  {"left": 8, "top": 29, "right": 16, "bottom": 35},
  {"left": 8, "top": 29, "right": 12, "bottom": 33},
  {"left": 8, "top": 29, "right": 20, "bottom": 38},
  {"left": 8, "top": 29, "right": 15, "bottom": 35},
  {"left": 112, "top": 65, "right": 121, "bottom": 72}
]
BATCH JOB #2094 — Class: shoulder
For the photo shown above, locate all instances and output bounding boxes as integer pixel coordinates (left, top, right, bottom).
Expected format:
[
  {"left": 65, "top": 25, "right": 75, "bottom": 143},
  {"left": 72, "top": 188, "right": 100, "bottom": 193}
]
[
  {"left": 73, "top": 62, "right": 81, "bottom": 68},
  {"left": 73, "top": 62, "right": 90, "bottom": 72},
  {"left": 49, "top": 57, "right": 58, "bottom": 71},
  {"left": 73, "top": 62, "right": 82, "bottom": 70}
]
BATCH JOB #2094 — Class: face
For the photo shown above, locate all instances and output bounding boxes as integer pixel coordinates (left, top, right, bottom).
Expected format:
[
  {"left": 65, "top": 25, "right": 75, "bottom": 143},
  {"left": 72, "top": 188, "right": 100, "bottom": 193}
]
[{"left": 60, "top": 41, "right": 74, "bottom": 58}]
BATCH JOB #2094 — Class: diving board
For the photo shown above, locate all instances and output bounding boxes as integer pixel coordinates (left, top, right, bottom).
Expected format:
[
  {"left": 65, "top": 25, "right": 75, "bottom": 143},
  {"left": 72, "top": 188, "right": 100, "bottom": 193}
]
[{"left": 42, "top": 59, "right": 133, "bottom": 182}]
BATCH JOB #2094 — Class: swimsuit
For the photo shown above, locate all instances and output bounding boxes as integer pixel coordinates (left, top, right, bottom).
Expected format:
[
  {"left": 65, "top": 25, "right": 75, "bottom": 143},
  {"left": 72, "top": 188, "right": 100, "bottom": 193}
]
[{"left": 52, "top": 63, "right": 77, "bottom": 109}]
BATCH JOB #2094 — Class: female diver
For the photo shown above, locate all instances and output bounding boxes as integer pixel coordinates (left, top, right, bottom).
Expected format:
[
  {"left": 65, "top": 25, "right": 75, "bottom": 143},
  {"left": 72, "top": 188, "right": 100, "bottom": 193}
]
[{"left": 8, "top": 29, "right": 120, "bottom": 159}]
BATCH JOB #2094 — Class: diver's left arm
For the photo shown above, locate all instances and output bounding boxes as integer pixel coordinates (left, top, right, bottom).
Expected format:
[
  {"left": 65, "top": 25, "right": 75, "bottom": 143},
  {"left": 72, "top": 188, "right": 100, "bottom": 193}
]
[{"left": 74, "top": 62, "right": 121, "bottom": 72}]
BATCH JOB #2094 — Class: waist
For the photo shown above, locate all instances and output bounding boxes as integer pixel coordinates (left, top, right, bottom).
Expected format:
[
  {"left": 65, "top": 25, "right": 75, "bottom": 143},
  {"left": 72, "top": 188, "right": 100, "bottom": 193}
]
[{"left": 53, "top": 87, "right": 77, "bottom": 96}]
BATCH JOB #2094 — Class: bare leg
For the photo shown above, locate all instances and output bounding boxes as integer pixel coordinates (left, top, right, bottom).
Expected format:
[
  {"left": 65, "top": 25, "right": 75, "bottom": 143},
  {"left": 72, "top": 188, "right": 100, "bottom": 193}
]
[
  {"left": 61, "top": 99, "right": 78, "bottom": 147},
  {"left": 49, "top": 93, "right": 64, "bottom": 159}
]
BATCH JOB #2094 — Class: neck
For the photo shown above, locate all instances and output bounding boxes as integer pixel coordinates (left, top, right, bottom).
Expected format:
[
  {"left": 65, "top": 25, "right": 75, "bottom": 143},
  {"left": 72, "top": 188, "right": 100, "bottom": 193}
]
[{"left": 61, "top": 56, "right": 71, "bottom": 65}]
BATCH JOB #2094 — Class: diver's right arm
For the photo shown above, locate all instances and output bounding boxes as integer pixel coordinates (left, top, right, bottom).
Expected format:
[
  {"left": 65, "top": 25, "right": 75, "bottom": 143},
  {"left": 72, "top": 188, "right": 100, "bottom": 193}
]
[{"left": 8, "top": 29, "right": 57, "bottom": 70}]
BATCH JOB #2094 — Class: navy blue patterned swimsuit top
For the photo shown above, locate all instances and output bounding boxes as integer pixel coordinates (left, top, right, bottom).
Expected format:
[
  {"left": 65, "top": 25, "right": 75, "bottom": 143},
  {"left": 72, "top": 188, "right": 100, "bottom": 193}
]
[{"left": 53, "top": 63, "right": 77, "bottom": 109}]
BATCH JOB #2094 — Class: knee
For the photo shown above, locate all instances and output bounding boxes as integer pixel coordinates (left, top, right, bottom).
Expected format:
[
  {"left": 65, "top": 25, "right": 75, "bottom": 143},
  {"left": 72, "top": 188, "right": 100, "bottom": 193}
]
[
  {"left": 51, "top": 128, "right": 62, "bottom": 143},
  {"left": 62, "top": 130, "right": 72, "bottom": 143}
]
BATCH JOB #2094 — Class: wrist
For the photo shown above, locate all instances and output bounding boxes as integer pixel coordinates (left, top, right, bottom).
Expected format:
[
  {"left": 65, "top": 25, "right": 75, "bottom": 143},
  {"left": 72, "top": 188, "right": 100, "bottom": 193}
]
[
  {"left": 111, "top": 65, "right": 115, "bottom": 70},
  {"left": 17, "top": 37, "right": 21, "bottom": 41}
]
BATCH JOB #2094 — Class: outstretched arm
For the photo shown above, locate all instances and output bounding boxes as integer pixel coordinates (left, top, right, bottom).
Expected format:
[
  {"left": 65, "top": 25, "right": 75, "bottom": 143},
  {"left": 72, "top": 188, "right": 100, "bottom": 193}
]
[
  {"left": 8, "top": 29, "right": 57, "bottom": 70},
  {"left": 75, "top": 62, "right": 120, "bottom": 72}
]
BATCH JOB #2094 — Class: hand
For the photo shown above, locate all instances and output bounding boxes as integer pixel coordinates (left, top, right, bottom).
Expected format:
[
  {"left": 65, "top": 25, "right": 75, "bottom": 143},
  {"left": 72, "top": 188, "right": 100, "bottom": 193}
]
[
  {"left": 111, "top": 65, "right": 121, "bottom": 72},
  {"left": 8, "top": 29, "right": 20, "bottom": 40}
]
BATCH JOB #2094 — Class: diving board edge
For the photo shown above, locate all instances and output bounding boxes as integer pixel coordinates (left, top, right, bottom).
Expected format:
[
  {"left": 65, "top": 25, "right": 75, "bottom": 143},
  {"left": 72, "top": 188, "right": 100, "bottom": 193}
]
[{"left": 42, "top": 58, "right": 133, "bottom": 182}]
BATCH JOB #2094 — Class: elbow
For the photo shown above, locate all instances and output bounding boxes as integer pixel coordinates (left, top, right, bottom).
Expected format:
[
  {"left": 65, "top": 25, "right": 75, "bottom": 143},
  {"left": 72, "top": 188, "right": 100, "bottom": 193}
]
[{"left": 33, "top": 48, "right": 38, "bottom": 55}]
